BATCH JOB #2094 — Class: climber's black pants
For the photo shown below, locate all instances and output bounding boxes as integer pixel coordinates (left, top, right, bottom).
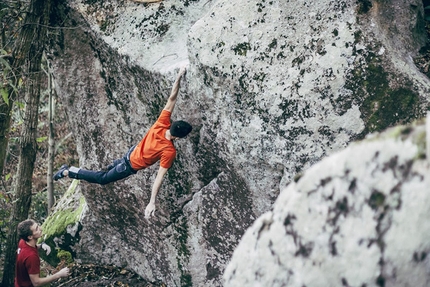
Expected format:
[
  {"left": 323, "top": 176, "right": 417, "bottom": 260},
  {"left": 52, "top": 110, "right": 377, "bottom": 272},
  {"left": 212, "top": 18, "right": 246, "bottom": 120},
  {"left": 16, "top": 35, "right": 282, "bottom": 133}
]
[{"left": 69, "top": 146, "right": 137, "bottom": 185}]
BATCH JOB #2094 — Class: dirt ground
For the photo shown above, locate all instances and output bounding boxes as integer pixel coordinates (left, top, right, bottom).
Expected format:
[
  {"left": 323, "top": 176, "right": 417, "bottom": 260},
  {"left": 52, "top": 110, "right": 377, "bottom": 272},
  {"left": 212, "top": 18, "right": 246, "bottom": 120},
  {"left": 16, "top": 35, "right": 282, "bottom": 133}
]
[{"left": 47, "top": 262, "right": 165, "bottom": 287}]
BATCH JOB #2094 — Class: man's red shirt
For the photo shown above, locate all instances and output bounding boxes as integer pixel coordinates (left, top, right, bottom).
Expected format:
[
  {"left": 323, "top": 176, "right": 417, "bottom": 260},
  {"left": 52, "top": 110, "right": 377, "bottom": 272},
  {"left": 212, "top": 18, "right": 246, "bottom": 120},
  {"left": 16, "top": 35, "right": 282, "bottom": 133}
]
[{"left": 15, "top": 239, "right": 40, "bottom": 287}]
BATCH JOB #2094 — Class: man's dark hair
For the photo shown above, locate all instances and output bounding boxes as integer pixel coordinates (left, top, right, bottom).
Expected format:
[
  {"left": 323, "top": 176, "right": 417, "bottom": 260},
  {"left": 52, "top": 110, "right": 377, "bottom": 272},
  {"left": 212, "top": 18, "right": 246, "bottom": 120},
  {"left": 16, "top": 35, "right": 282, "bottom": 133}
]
[
  {"left": 170, "top": 120, "right": 192, "bottom": 138},
  {"left": 17, "top": 219, "right": 36, "bottom": 242}
]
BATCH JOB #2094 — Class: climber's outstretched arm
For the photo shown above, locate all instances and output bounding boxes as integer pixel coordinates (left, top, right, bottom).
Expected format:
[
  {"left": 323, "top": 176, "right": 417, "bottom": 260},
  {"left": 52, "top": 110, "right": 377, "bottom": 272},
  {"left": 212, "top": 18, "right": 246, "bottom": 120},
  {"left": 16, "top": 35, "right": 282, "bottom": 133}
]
[
  {"left": 163, "top": 67, "right": 187, "bottom": 113},
  {"left": 145, "top": 166, "right": 168, "bottom": 218}
]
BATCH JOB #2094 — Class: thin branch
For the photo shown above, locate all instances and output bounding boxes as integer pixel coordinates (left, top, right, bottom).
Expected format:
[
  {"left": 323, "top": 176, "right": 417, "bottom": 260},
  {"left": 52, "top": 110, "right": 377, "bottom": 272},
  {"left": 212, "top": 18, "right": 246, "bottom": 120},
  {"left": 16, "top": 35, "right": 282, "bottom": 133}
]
[
  {"left": 152, "top": 53, "right": 178, "bottom": 66},
  {"left": 0, "top": 177, "right": 12, "bottom": 201},
  {"left": 54, "top": 132, "right": 73, "bottom": 154},
  {"left": 22, "top": 23, "right": 84, "bottom": 30}
]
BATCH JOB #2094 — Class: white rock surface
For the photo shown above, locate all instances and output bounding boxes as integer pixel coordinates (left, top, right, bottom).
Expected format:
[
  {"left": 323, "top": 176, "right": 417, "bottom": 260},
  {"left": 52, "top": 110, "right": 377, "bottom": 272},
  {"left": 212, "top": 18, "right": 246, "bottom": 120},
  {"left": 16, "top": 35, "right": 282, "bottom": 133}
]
[{"left": 224, "top": 120, "right": 430, "bottom": 286}]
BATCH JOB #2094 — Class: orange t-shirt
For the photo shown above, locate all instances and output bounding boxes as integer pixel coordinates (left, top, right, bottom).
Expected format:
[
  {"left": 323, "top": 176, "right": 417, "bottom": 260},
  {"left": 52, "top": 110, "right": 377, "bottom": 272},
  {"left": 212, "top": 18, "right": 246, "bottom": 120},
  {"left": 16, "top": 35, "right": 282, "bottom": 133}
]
[{"left": 129, "top": 110, "right": 176, "bottom": 170}]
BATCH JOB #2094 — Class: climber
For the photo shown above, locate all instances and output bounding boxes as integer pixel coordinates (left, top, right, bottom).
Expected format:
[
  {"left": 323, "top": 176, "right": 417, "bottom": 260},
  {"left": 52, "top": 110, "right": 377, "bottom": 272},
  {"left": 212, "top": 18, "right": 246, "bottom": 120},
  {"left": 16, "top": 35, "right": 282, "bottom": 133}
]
[
  {"left": 15, "top": 219, "right": 70, "bottom": 286},
  {"left": 53, "top": 66, "right": 192, "bottom": 219}
]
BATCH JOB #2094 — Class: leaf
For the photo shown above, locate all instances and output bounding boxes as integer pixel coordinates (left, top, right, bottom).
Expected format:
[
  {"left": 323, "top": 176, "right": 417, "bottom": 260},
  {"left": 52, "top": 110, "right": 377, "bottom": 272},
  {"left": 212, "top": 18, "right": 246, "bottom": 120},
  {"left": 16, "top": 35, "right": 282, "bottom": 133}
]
[
  {"left": 18, "top": 78, "right": 23, "bottom": 89},
  {"left": 0, "top": 57, "right": 11, "bottom": 71},
  {"left": 1, "top": 88, "right": 9, "bottom": 106},
  {"left": 16, "top": 101, "right": 24, "bottom": 109},
  {"left": 5, "top": 173, "right": 11, "bottom": 181},
  {"left": 8, "top": 80, "right": 18, "bottom": 92},
  {"left": 36, "top": 136, "right": 48, "bottom": 143}
]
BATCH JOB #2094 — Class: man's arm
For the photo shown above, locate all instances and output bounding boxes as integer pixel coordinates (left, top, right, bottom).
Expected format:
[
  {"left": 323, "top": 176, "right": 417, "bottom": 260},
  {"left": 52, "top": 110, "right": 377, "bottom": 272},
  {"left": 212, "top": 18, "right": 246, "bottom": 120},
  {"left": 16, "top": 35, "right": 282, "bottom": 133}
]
[
  {"left": 29, "top": 267, "right": 69, "bottom": 287},
  {"left": 163, "top": 67, "right": 186, "bottom": 113},
  {"left": 145, "top": 166, "right": 169, "bottom": 218}
]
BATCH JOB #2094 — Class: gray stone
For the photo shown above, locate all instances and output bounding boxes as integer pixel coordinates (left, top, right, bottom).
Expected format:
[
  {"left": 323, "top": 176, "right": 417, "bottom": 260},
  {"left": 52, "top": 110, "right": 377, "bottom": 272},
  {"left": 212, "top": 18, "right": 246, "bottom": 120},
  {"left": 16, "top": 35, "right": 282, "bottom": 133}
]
[
  {"left": 45, "top": 0, "right": 430, "bottom": 285},
  {"left": 224, "top": 119, "right": 430, "bottom": 287}
]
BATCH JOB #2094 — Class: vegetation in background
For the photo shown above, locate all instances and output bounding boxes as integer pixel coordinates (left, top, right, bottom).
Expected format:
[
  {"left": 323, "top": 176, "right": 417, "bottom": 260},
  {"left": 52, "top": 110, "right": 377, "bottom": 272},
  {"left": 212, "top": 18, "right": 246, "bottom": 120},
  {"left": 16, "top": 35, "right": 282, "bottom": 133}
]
[{"left": 0, "top": 0, "right": 78, "bottom": 282}]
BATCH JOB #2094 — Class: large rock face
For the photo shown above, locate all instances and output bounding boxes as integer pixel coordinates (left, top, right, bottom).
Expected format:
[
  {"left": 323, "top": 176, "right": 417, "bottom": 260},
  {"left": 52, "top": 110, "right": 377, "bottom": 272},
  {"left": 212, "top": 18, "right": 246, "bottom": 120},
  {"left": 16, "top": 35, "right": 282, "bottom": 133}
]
[
  {"left": 45, "top": 0, "right": 430, "bottom": 285},
  {"left": 224, "top": 119, "right": 430, "bottom": 287}
]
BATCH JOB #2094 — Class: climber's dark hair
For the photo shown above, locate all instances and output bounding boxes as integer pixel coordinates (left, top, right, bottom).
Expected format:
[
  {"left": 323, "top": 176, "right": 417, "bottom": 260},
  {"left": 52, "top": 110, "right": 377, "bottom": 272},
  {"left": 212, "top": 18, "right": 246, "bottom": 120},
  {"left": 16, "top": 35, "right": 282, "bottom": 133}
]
[{"left": 170, "top": 120, "right": 192, "bottom": 138}]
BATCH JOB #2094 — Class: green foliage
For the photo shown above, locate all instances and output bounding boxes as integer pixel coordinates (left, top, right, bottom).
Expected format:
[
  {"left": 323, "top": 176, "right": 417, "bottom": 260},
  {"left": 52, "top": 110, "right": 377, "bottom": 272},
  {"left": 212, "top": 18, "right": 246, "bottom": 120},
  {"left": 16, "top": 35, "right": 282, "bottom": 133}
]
[
  {"left": 41, "top": 180, "right": 85, "bottom": 238},
  {"left": 36, "top": 136, "right": 48, "bottom": 143},
  {"left": 15, "top": 100, "right": 24, "bottom": 109},
  {"left": 57, "top": 250, "right": 73, "bottom": 264},
  {"left": 0, "top": 190, "right": 12, "bottom": 257},
  {"left": 0, "top": 88, "right": 9, "bottom": 106},
  {"left": 0, "top": 0, "right": 26, "bottom": 106},
  {"left": 30, "top": 190, "right": 49, "bottom": 221},
  {"left": 0, "top": 50, "right": 22, "bottom": 106}
]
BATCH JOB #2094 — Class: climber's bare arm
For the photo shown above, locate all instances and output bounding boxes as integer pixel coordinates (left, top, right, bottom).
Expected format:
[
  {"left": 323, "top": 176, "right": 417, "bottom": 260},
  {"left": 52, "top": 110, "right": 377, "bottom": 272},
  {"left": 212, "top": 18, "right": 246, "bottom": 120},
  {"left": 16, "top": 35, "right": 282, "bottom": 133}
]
[
  {"left": 163, "top": 67, "right": 187, "bottom": 113},
  {"left": 145, "top": 166, "right": 169, "bottom": 218}
]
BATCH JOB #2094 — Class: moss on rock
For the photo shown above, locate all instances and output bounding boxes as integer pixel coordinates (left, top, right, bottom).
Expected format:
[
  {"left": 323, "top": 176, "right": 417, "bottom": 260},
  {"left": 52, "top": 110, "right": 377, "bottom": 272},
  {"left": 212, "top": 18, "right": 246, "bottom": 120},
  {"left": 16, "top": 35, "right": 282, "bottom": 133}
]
[
  {"left": 345, "top": 51, "right": 421, "bottom": 139},
  {"left": 40, "top": 180, "right": 86, "bottom": 266},
  {"left": 360, "top": 63, "right": 419, "bottom": 134},
  {"left": 42, "top": 180, "right": 85, "bottom": 237},
  {"left": 57, "top": 250, "right": 74, "bottom": 264}
]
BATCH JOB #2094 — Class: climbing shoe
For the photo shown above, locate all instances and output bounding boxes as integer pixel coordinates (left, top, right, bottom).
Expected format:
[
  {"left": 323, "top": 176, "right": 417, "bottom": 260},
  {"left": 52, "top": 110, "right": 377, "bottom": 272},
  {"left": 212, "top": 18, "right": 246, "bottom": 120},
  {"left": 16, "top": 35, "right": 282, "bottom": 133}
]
[{"left": 53, "top": 164, "right": 68, "bottom": 181}]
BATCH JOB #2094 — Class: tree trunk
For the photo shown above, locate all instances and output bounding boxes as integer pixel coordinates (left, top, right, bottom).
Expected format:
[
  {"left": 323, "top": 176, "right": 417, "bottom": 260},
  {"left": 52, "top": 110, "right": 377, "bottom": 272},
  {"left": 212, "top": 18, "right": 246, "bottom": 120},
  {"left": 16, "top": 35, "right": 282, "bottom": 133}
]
[
  {"left": 1, "top": 0, "right": 51, "bottom": 285},
  {"left": 0, "top": 1, "right": 12, "bottom": 177},
  {"left": 0, "top": 102, "right": 13, "bottom": 177},
  {"left": 46, "top": 56, "right": 55, "bottom": 212},
  {"left": 1, "top": 84, "right": 40, "bottom": 287}
]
